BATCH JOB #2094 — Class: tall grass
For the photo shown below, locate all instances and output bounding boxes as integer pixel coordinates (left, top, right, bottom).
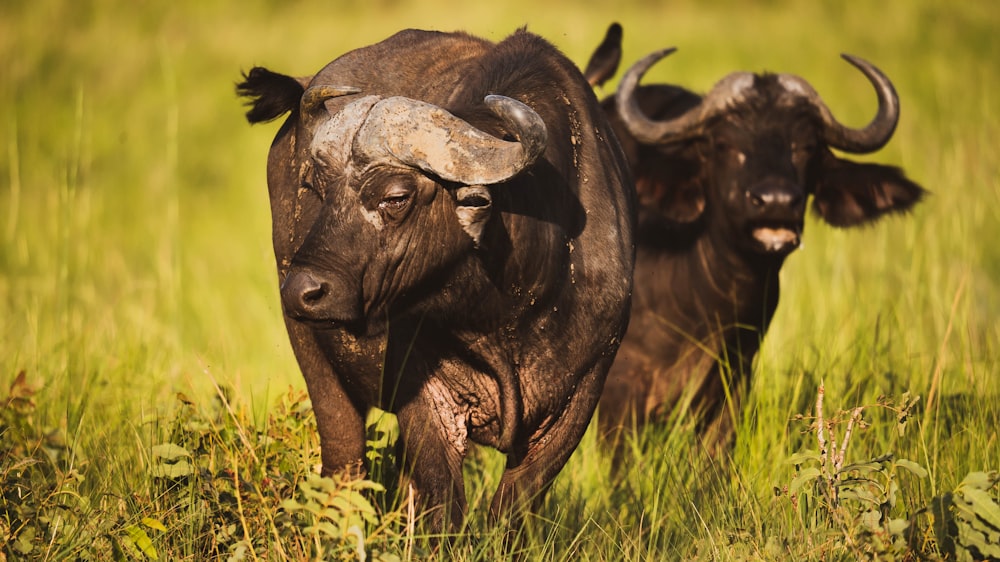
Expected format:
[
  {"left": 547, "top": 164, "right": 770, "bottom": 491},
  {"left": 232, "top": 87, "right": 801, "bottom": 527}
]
[{"left": 1, "top": 0, "right": 997, "bottom": 559}]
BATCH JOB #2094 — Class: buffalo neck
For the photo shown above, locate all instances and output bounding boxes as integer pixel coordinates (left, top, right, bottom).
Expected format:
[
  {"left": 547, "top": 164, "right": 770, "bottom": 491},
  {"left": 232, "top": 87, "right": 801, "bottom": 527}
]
[{"left": 632, "top": 212, "right": 786, "bottom": 371}]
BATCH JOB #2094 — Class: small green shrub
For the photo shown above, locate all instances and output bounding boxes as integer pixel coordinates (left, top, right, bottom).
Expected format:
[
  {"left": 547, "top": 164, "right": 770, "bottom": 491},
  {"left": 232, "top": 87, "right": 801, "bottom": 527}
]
[
  {"left": 143, "top": 388, "right": 411, "bottom": 560},
  {"left": 782, "top": 385, "right": 1000, "bottom": 560},
  {"left": 923, "top": 470, "right": 1000, "bottom": 562},
  {"left": 1, "top": 378, "right": 413, "bottom": 561},
  {"left": 0, "top": 371, "right": 109, "bottom": 559}
]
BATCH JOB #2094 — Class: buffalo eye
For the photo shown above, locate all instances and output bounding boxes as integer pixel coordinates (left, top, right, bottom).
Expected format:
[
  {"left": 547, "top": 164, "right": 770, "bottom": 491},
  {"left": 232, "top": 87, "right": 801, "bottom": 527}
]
[
  {"left": 712, "top": 138, "right": 747, "bottom": 166},
  {"left": 376, "top": 180, "right": 415, "bottom": 221},
  {"left": 379, "top": 193, "right": 411, "bottom": 212},
  {"left": 300, "top": 179, "right": 322, "bottom": 199},
  {"left": 298, "top": 160, "right": 324, "bottom": 200},
  {"left": 791, "top": 140, "right": 818, "bottom": 167},
  {"left": 791, "top": 140, "right": 817, "bottom": 155}
]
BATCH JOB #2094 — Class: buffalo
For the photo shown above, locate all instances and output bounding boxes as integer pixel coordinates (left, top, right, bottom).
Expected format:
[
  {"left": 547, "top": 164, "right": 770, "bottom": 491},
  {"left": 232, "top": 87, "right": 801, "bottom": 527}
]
[
  {"left": 584, "top": 24, "right": 925, "bottom": 452},
  {"left": 237, "top": 28, "right": 635, "bottom": 530}
]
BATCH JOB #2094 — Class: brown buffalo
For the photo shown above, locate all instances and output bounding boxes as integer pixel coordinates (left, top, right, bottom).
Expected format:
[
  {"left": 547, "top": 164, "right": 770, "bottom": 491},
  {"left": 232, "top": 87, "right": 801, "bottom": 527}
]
[
  {"left": 237, "top": 28, "right": 635, "bottom": 530},
  {"left": 585, "top": 24, "right": 925, "bottom": 452}
]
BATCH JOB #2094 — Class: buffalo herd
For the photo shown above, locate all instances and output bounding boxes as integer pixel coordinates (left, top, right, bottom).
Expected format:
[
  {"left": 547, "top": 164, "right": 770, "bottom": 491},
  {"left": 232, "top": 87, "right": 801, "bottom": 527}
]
[{"left": 238, "top": 22, "right": 923, "bottom": 530}]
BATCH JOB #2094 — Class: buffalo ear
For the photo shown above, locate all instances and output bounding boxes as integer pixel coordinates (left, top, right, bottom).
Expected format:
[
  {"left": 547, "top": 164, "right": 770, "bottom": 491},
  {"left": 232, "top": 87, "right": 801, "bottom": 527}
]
[
  {"left": 812, "top": 156, "right": 926, "bottom": 228},
  {"left": 455, "top": 185, "right": 493, "bottom": 247},
  {"left": 237, "top": 67, "right": 306, "bottom": 124},
  {"left": 583, "top": 22, "right": 623, "bottom": 87},
  {"left": 635, "top": 151, "right": 706, "bottom": 225}
]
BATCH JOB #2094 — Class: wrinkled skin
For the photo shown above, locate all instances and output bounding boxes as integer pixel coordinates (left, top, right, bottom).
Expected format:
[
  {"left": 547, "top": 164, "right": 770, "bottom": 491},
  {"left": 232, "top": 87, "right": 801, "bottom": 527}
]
[
  {"left": 584, "top": 24, "right": 925, "bottom": 453},
  {"left": 237, "top": 29, "right": 635, "bottom": 530}
]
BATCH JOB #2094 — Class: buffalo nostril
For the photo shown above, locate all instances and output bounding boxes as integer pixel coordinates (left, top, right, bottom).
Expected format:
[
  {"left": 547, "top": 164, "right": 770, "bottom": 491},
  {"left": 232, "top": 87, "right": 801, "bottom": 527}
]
[
  {"left": 301, "top": 282, "right": 326, "bottom": 304},
  {"left": 747, "top": 187, "right": 803, "bottom": 209},
  {"left": 282, "top": 271, "right": 327, "bottom": 313},
  {"left": 773, "top": 191, "right": 804, "bottom": 208},
  {"left": 280, "top": 269, "right": 363, "bottom": 323}
]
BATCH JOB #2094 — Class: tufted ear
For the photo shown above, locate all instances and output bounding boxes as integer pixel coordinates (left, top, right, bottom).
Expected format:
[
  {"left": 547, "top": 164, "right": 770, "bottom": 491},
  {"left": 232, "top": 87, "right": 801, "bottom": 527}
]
[
  {"left": 454, "top": 185, "right": 493, "bottom": 247},
  {"left": 812, "top": 155, "right": 926, "bottom": 227},
  {"left": 236, "top": 67, "right": 308, "bottom": 124}
]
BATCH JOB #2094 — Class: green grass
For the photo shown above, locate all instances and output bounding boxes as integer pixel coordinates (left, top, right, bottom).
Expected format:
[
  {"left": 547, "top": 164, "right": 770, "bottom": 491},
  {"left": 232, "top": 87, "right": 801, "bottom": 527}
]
[{"left": 2, "top": 0, "right": 998, "bottom": 559}]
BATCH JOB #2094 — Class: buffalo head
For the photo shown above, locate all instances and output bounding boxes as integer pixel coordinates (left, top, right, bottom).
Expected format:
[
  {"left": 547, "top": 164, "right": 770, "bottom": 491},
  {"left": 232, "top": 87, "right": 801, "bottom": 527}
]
[
  {"left": 241, "top": 73, "right": 548, "bottom": 330},
  {"left": 614, "top": 48, "right": 924, "bottom": 259}
]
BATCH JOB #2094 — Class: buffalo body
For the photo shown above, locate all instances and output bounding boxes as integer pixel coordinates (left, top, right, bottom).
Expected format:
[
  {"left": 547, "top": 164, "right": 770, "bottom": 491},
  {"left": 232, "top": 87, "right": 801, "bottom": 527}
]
[
  {"left": 239, "top": 28, "right": 635, "bottom": 528},
  {"left": 585, "top": 24, "right": 924, "bottom": 451}
]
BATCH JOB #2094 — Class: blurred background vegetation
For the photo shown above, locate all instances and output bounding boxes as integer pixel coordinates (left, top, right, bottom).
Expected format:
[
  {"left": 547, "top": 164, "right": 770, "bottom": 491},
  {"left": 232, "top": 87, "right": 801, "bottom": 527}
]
[
  {"left": 2, "top": 0, "right": 995, "bottom": 414},
  {"left": 1, "top": 0, "right": 997, "bottom": 559}
]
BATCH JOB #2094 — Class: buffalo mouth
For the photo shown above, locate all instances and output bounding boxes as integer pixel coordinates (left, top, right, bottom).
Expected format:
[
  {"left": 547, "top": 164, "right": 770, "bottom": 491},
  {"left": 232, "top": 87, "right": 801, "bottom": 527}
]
[{"left": 749, "top": 222, "right": 802, "bottom": 253}]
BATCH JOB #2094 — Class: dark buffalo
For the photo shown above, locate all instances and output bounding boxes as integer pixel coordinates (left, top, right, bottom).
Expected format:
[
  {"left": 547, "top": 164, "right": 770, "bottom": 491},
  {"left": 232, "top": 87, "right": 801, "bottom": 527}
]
[
  {"left": 584, "top": 24, "right": 925, "bottom": 452},
  {"left": 237, "top": 28, "right": 634, "bottom": 529}
]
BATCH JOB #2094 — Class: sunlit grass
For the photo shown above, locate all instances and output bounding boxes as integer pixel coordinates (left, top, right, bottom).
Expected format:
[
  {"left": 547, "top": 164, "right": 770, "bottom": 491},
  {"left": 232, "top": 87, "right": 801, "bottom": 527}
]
[{"left": 1, "top": 0, "right": 997, "bottom": 559}]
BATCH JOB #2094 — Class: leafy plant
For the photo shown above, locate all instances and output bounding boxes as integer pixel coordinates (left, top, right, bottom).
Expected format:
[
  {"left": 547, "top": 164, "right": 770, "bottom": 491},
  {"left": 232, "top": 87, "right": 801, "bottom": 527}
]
[
  {"left": 278, "top": 472, "right": 392, "bottom": 561},
  {"left": 923, "top": 470, "right": 1000, "bottom": 562},
  {"left": 781, "top": 385, "right": 927, "bottom": 559},
  {"left": 1, "top": 372, "right": 93, "bottom": 559},
  {"left": 143, "top": 387, "right": 411, "bottom": 561},
  {"left": 783, "top": 385, "right": 1000, "bottom": 560}
]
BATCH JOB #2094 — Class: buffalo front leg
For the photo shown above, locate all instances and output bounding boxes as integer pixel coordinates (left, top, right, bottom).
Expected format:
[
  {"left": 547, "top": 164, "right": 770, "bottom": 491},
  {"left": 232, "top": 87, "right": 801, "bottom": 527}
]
[
  {"left": 691, "top": 362, "right": 748, "bottom": 458},
  {"left": 394, "top": 387, "right": 468, "bottom": 533},
  {"left": 285, "top": 319, "right": 366, "bottom": 477},
  {"left": 489, "top": 359, "right": 609, "bottom": 522}
]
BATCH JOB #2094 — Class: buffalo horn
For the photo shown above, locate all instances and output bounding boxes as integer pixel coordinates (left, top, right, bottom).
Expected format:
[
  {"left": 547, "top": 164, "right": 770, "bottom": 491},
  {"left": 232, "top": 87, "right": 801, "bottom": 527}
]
[
  {"left": 355, "top": 95, "right": 547, "bottom": 185},
  {"left": 777, "top": 54, "right": 899, "bottom": 154},
  {"left": 616, "top": 48, "right": 757, "bottom": 145}
]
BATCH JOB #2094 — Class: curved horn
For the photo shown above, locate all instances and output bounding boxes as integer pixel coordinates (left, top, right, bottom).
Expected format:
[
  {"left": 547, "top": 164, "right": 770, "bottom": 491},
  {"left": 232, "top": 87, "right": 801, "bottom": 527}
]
[
  {"left": 355, "top": 95, "right": 547, "bottom": 185},
  {"left": 616, "top": 48, "right": 756, "bottom": 145},
  {"left": 777, "top": 54, "right": 899, "bottom": 154},
  {"left": 300, "top": 84, "right": 362, "bottom": 114}
]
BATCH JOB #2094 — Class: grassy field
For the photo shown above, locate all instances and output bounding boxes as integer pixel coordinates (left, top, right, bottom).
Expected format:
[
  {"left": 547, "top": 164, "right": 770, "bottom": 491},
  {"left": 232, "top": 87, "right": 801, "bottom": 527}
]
[{"left": 1, "top": 0, "right": 998, "bottom": 559}]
